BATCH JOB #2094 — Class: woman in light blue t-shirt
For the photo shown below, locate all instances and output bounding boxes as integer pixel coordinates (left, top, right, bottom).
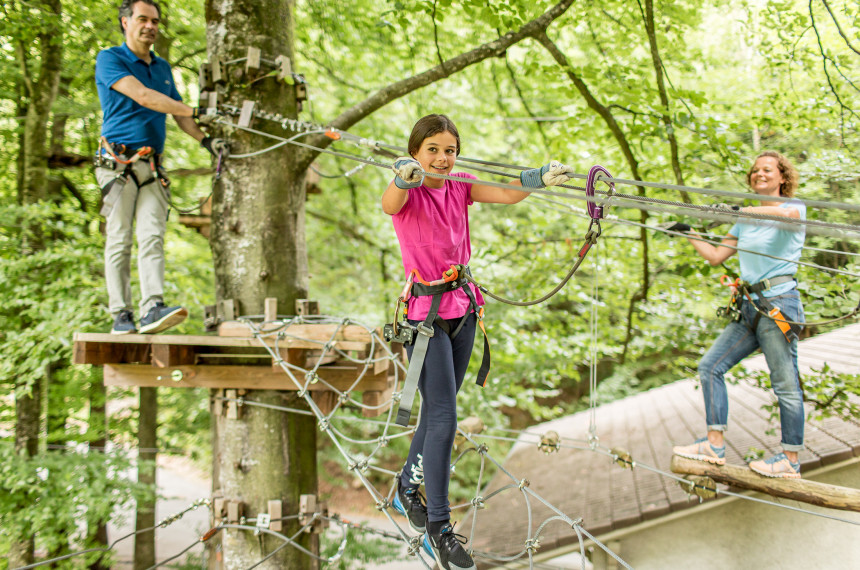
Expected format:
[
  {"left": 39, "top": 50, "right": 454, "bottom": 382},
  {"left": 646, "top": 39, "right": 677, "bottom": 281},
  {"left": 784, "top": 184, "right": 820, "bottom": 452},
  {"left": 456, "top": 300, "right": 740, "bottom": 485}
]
[{"left": 672, "top": 151, "right": 806, "bottom": 479}]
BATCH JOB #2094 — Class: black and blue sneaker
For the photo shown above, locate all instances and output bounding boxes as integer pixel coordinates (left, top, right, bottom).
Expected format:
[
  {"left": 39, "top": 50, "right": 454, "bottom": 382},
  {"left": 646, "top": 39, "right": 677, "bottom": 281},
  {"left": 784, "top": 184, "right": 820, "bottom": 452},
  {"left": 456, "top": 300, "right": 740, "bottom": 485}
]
[
  {"left": 423, "top": 523, "right": 476, "bottom": 570},
  {"left": 392, "top": 480, "right": 427, "bottom": 533},
  {"left": 139, "top": 302, "right": 188, "bottom": 334},
  {"left": 111, "top": 309, "right": 137, "bottom": 335}
]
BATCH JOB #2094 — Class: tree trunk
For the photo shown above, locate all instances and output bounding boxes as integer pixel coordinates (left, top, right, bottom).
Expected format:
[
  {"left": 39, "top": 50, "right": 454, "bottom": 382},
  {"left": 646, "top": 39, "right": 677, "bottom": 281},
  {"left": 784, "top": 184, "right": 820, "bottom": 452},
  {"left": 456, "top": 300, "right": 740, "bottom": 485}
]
[
  {"left": 9, "top": 1, "right": 63, "bottom": 567},
  {"left": 134, "top": 387, "right": 158, "bottom": 570},
  {"left": 206, "top": 1, "right": 318, "bottom": 567},
  {"left": 88, "top": 368, "right": 111, "bottom": 570},
  {"left": 202, "top": 1, "right": 576, "bottom": 565},
  {"left": 215, "top": 392, "right": 318, "bottom": 569}
]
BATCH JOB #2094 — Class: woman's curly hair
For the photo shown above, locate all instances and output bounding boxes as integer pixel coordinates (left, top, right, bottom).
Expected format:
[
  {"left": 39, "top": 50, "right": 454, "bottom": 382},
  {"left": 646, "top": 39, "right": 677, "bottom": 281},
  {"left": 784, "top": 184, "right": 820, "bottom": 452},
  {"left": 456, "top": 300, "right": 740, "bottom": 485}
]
[{"left": 748, "top": 151, "right": 799, "bottom": 198}]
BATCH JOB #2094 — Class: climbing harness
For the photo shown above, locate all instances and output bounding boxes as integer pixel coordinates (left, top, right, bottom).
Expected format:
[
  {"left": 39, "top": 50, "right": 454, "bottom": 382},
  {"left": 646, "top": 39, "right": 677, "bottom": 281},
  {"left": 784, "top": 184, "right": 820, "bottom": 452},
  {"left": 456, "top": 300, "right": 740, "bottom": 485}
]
[
  {"left": 383, "top": 166, "right": 615, "bottom": 429},
  {"left": 716, "top": 275, "right": 742, "bottom": 322},
  {"left": 732, "top": 275, "right": 803, "bottom": 343},
  {"left": 384, "top": 265, "right": 491, "bottom": 427},
  {"left": 94, "top": 137, "right": 171, "bottom": 219}
]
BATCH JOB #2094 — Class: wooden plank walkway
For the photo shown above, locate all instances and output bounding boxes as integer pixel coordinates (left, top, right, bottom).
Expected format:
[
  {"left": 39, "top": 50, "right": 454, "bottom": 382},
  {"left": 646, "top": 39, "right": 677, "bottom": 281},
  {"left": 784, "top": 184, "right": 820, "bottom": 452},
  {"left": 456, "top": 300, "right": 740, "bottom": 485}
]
[{"left": 469, "top": 323, "right": 860, "bottom": 558}]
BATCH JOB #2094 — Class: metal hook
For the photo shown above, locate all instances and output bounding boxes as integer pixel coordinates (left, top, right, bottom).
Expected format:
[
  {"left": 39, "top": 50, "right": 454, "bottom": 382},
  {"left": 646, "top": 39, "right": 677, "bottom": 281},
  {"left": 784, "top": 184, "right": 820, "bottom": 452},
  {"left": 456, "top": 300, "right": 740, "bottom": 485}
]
[{"left": 586, "top": 165, "right": 615, "bottom": 220}]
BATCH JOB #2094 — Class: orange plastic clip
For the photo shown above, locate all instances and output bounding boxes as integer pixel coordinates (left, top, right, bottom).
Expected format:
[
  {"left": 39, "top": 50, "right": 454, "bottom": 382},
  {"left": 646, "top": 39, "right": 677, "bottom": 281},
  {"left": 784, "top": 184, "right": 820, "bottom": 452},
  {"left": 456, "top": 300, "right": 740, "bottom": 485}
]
[
  {"left": 442, "top": 265, "right": 459, "bottom": 283},
  {"left": 324, "top": 130, "right": 341, "bottom": 140},
  {"left": 720, "top": 275, "right": 740, "bottom": 288}
]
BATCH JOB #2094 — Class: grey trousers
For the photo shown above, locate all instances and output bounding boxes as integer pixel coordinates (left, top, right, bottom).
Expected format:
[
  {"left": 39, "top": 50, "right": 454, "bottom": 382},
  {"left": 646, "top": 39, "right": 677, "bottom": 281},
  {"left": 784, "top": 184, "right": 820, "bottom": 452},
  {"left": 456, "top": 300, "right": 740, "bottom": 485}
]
[{"left": 95, "top": 159, "right": 168, "bottom": 318}]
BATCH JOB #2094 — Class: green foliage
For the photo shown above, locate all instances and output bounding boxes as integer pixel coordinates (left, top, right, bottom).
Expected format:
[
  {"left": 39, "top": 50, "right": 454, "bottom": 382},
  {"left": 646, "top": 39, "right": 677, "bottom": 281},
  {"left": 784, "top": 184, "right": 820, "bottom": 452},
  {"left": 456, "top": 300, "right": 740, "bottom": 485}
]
[
  {"left": 320, "top": 522, "right": 400, "bottom": 570},
  {"left": 0, "top": 202, "right": 104, "bottom": 393},
  {"left": 1, "top": 0, "right": 859, "bottom": 561},
  {"left": 0, "top": 443, "right": 142, "bottom": 565},
  {"left": 733, "top": 363, "right": 860, "bottom": 427}
]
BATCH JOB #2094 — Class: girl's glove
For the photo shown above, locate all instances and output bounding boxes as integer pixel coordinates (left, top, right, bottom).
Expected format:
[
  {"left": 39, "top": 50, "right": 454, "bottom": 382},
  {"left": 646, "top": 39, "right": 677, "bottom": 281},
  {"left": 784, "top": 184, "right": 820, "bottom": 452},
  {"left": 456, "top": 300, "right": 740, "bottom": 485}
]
[
  {"left": 393, "top": 157, "right": 424, "bottom": 189},
  {"left": 520, "top": 160, "right": 576, "bottom": 188}
]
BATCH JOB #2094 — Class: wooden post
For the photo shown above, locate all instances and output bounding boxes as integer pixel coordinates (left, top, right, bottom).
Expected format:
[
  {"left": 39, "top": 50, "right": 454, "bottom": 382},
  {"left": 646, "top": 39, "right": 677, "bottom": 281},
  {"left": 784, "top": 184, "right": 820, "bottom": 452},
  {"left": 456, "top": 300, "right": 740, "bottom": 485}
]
[
  {"left": 134, "top": 387, "right": 158, "bottom": 569},
  {"left": 671, "top": 455, "right": 860, "bottom": 512},
  {"left": 264, "top": 298, "right": 278, "bottom": 322}
]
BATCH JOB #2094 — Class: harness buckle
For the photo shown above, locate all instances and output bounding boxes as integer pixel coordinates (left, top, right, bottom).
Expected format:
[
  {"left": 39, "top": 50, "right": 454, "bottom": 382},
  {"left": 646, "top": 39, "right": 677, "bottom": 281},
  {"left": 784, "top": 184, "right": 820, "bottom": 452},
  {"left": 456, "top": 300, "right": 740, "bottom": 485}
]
[{"left": 416, "top": 323, "right": 435, "bottom": 338}]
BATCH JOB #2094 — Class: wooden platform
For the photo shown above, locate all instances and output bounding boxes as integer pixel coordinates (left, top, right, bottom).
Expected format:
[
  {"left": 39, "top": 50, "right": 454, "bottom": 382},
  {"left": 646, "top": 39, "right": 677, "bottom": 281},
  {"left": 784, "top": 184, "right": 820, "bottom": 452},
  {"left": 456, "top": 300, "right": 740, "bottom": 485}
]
[{"left": 72, "top": 321, "right": 401, "bottom": 417}]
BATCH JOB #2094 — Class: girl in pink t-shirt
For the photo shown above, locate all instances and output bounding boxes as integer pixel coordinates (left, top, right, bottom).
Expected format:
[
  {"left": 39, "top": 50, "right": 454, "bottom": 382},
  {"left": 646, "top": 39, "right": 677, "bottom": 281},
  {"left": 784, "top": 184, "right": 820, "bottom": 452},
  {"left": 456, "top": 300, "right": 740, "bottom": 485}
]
[{"left": 382, "top": 114, "right": 574, "bottom": 569}]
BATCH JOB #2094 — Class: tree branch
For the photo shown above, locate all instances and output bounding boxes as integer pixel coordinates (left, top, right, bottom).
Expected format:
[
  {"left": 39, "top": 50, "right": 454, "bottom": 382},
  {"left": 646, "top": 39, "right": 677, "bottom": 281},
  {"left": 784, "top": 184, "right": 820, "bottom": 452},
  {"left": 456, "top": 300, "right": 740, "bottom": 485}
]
[
  {"left": 641, "top": 0, "right": 691, "bottom": 203},
  {"left": 296, "top": 0, "right": 576, "bottom": 171},
  {"left": 501, "top": 50, "right": 550, "bottom": 149},
  {"left": 819, "top": 0, "right": 860, "bottom": 55},
  {"left": 533, "top": 30, "right": 651, "bottom": 362},
  {"left": 809, "top": 0, "right": 860, "bottom": 142}
]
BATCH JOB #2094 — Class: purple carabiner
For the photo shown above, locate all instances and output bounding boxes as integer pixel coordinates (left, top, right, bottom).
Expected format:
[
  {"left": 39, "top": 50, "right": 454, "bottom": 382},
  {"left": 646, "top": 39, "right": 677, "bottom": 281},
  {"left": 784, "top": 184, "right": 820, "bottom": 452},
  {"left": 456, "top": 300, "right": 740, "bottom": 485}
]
[{"left": 586, "top": 165, "right": 614, "bottom": 220}]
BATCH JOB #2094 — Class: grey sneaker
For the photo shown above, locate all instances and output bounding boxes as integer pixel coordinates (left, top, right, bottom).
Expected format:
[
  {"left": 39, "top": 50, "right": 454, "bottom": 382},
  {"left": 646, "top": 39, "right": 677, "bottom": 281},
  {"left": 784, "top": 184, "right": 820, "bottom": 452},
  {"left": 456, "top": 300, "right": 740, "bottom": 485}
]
[
  {"left": 392, "top": 480, "right": 427, "bottom": 533},
  {"left": 749, "top": 452, "right": 801, "bottom": 479},
  {"left": 139, "top": 303, "right": 188, "bottom": 334},
  {"left": 423, "top": 523, "right": 476, "bottom": 570},
  {"left": 673, "top": 437, "right": 726, "bottom": 465},
  {"left": 111, "top": 310, "right": 137, "bottom": 334}
]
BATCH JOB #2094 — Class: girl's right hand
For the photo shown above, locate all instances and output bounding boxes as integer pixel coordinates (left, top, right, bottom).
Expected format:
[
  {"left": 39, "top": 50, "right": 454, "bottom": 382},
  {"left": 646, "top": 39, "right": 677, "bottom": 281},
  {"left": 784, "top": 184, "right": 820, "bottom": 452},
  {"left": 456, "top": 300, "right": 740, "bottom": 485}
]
[{"left": 393, "top": 157, "right": 424, "bottom": 189}]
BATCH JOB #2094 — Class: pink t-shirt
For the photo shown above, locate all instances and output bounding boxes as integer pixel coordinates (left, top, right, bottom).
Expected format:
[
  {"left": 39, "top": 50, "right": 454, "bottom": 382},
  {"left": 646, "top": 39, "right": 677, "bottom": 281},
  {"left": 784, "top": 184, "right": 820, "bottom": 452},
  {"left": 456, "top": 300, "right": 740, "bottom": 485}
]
[{"left": 392, "top": 172, "right": 485, "bottom": 320}]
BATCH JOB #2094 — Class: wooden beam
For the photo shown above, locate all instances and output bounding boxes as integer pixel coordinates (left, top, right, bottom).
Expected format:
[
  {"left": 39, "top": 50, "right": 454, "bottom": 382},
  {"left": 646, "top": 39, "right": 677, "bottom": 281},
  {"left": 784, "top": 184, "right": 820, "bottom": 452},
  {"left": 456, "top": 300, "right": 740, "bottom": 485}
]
[
  {"left": 103, "top": 364, "right": 390, "bottom": 392},
  {"left": 151, "top": 344, "right": 196, "bottom": 368},
  {"left": 217, "top": 322, "right": 374, "bottom": 343},
  {"left": 73, "top": 332, "right": 370, "bottom": 355},
  {"left": 73, "top": 336, "right": 151, "bottom": 365},
  {"left": 670, "top": 455, "right": 860, "bottom": 512},
  {"left": 311, "top": 391, "right": 338, "bottom": 416}
]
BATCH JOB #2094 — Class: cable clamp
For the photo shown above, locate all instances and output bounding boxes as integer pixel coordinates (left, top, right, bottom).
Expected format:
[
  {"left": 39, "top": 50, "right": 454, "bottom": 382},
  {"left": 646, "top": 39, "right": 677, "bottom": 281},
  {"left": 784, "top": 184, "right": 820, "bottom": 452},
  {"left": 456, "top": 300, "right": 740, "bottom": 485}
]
[
  {"left": 407, "top": 535, "right": 422, "bottom": 555},
  {"left": 518, "top": 478, "right": 530, "bottom": 490},
  {"left": 470, "top": 496, "right": 486, "bottom": 509},
  {"left": 525, "top": 537, "right": 541, "bottom": 553}
]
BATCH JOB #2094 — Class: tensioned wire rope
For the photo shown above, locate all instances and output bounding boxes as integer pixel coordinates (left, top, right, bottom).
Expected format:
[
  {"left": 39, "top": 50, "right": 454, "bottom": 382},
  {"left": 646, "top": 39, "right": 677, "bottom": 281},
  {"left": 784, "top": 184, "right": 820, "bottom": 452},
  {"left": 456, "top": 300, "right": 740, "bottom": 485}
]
[
  {"left": 213, "top": 116, "right": 860, "bottom": 238},
  {"left": 527, "top": 195, "right": 860, "bottom": 326},
  {"left": 213, "top": 393, "right": 860, "bottom": 530},
  {"left": 216, "top": 113, "right": 860, "bottom": 325},
  {"left": 211, "top": 105, "right": 860, "bottom": 217},
  {"left": 528, "top": 194, "right": 860, "bottom": 279},
  {"left": 209, "top": 114, "right": 860, "bottom": 528},
  {"left": 365, "top": 137, "right": 860, "bottom": 213}
]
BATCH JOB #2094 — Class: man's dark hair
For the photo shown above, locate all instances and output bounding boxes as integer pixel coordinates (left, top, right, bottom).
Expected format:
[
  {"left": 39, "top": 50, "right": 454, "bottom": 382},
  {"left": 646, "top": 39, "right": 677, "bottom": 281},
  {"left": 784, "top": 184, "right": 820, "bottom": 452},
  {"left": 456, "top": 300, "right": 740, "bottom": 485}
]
[{"left": 118, "top": 0, "right": 161, "bottom": 35}]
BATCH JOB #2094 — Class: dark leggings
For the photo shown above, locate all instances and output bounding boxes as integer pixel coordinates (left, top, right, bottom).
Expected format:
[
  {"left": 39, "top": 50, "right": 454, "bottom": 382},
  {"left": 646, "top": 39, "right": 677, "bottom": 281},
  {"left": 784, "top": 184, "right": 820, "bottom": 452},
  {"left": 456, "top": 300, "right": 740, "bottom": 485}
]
[{"left": 399, "top": 312, "right": 477, "bottom": 523}]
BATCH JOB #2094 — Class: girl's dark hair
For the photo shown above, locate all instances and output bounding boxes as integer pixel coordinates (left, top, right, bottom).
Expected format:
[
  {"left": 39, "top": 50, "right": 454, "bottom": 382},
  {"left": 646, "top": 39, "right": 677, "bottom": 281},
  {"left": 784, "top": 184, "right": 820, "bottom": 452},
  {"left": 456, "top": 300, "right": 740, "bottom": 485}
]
[
  {"left": 119, "top": 0, "right": 161, "bottom": 34},
  {"left": 407, "top": 114, "right": 461, "bottom": 157},
  {"left": 747, "top": 150, "right": 799, "bottom": 198}
]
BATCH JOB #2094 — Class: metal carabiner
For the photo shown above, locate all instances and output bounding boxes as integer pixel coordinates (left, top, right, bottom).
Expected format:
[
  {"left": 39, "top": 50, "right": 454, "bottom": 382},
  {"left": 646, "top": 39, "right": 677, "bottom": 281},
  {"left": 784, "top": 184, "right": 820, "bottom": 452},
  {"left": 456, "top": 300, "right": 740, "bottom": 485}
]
[{"left": 586, "top": 165, "right": 615, "bottom": 221}]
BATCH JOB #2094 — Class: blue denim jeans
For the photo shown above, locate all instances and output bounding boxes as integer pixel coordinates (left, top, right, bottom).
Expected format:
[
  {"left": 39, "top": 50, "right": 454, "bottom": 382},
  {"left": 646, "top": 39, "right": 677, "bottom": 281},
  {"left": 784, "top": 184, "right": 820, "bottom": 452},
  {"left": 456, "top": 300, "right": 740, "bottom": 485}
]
[{"left": 698, "top": 289, "right": 805, "bottom": 451}]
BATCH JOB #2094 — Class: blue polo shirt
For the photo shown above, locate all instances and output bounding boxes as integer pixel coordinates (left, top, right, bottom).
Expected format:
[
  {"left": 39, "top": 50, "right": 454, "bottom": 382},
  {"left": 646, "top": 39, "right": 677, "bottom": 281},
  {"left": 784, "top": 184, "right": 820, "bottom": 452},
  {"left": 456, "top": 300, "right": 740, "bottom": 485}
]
[{"left": 95, "top": 43, "right": 182, "bottom": 154}]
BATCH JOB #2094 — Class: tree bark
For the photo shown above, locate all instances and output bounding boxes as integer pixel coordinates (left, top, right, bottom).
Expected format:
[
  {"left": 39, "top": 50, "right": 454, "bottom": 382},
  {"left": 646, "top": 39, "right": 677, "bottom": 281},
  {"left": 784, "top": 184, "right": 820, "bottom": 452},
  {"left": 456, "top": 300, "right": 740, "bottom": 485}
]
[
  {"left": 642, "top": 0, "right": 690, "bottom": 203},
  {"left": 88, "top": 367, "right": 111, "bottom": 570},
  {"left": 9, "top": 0, "right": 63, "bottom": 567},
  {"left": 671, "top": 455, "right": 860, "bottom": 512},
  {"left": 134, "top": 387, "right": 158, "bottom": 570},
  {"left": 206, "top": 1, "right": 318, "bottom": 567},
  {"left": 204, "top": 1, "right": 576, "bottom": 566}
]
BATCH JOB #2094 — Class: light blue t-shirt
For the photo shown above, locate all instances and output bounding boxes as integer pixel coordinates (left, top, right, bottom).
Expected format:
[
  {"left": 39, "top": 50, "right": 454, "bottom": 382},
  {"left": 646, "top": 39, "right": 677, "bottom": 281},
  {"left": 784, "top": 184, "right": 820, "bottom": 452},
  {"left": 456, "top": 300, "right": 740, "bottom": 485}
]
[{"left": 729, "top": 200, "right": 806, "bottom": 297}]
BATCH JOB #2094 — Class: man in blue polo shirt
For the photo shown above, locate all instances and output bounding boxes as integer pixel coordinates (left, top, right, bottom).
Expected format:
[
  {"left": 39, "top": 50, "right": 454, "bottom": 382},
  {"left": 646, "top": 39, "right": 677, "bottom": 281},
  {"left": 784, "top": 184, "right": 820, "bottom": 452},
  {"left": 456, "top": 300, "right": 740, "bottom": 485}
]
[{"left": 95, "top": 0, "right": 227, "bottom": 334}]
